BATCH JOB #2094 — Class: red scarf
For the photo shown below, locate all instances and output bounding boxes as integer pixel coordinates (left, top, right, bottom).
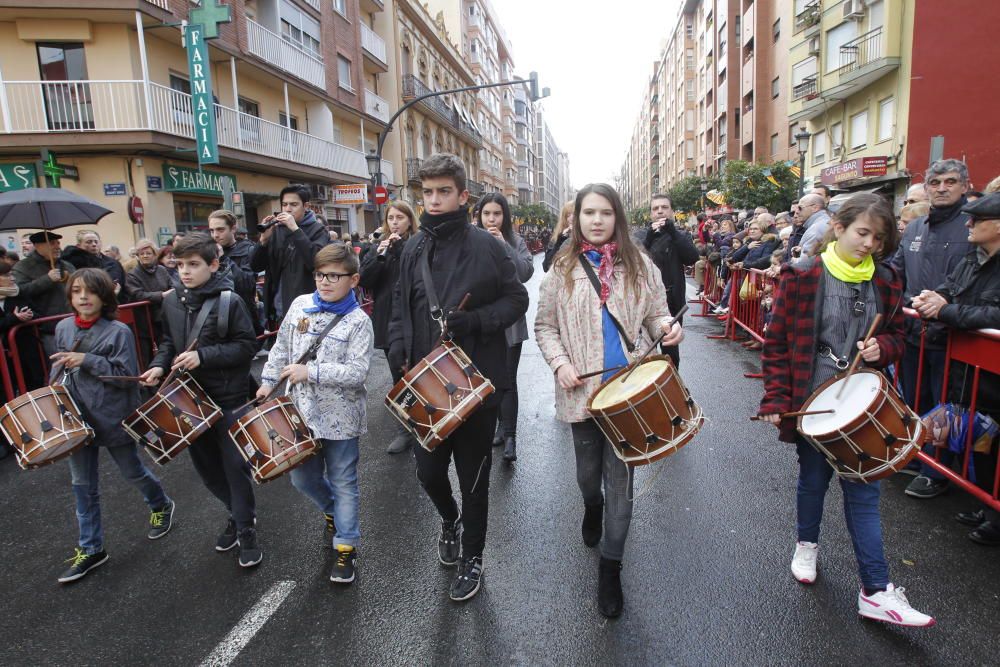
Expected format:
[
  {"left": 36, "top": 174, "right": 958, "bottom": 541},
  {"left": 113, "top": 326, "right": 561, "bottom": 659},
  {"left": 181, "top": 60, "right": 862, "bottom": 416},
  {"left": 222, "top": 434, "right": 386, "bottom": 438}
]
[
  {"left": 579, "top": 241, "right": 618, "bottom": 303},
  {"left": 74, "top": 315, "right": 99, "bottom": 329}
]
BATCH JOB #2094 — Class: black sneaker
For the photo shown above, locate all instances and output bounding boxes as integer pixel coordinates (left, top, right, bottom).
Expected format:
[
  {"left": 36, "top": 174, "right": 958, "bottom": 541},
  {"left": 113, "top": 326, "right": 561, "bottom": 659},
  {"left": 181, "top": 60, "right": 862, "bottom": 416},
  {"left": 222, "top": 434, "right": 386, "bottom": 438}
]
[
  {"left": 325, "top": 514, "right": 336, "bottom": 538},
  {"left": 438, "top": 516, "right": 462, "bottom": 566},
  {"left": 330, "top": 545, "right": 357, "bottom": 584},
  {"left": 147, "top": 500, "right": 176, "bottom": 540},
  {"left": 57, "top": 548, "right": 109, "bottom": 583},
  {"left": 216, "top": 517, "right": 238, "bottom": 552},
  {"left": 449, "top": 555, "right": 483, "bottom": 601},
  {"left": 904, "top": 475, "right": 949, "bottom": 499},
  {"left": 238, "top": 528, "right": 263, "bottom": 568},
  {"left": 897, "top": 459, "right": 922, "bottom": 477},
  {"left": 956, "top": 509, "right": 987, "bottom": 527}
]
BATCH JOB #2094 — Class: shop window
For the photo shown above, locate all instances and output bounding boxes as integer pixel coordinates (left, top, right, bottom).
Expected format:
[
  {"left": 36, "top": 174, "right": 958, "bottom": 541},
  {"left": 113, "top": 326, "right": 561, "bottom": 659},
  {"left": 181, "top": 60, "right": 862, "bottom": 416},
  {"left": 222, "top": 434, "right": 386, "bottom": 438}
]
[{"left": 174, "top": 199, "right": 222, "bottom": 234}]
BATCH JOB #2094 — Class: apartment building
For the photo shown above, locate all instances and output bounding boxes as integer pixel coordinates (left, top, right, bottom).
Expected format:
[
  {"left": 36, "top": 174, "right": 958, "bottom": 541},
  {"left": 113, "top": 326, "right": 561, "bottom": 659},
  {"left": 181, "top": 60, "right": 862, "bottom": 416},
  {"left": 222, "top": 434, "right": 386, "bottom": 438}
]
[
  {"left": 739, "top": 0, "right": 794, "bottom": 163},
  {"left": 0, "top": 0, "right": 398, "bottom": 249},
  {"left": 534, "top": 107, "right": 567, "bottom": 217}
]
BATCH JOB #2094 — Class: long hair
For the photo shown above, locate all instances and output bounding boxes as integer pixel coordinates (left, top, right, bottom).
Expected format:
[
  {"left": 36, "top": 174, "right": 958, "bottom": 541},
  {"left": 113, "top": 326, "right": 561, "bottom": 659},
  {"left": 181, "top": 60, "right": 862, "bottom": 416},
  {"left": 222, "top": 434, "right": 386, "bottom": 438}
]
[
  {"left": 473, "top": 192, "right": 514, "bottom": 244},
  {"left": 65, "top": 268, "right": 118, "bottom": 320},
  {"left": 552, "top": 200, "right": 575, "bottom": 240},
  {"left": 816, "top": 192, "right": 899, "bottom": 258},
  {"left": 556, "top": 183, "right": 648, "bottom": 295},
  {"left": 379, "top": 201, "right": 418, "bottom": 239}
]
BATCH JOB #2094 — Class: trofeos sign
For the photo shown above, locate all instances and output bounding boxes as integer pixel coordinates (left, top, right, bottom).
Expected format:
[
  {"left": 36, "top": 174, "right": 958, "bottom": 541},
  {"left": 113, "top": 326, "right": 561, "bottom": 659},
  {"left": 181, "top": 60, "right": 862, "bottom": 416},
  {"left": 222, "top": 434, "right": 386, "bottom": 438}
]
[
  {"left": 820, "top": 156, "right": 890, "bottom": 185},
  {"left": 162, "top": 164, "right": 237, "bottom": 196},
  {"left": 0, "top": 163, "right": 38, "bottom": 192},
  {"left": 334, "top": 184, "right": 369, "bottom": 205}
]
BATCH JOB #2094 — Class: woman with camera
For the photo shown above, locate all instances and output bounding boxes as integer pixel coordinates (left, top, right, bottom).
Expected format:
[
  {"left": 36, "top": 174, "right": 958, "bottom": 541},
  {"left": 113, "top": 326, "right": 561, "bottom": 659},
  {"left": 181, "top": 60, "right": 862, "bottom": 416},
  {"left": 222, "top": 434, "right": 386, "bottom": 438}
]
[{"left": 359, "top": 201, "right": 419, "bottom": 454}]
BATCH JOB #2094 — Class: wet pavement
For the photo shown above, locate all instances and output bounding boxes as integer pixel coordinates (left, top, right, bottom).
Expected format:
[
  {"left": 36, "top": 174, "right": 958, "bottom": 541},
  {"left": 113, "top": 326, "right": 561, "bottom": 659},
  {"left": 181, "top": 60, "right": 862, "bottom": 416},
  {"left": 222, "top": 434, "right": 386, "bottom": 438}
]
[{"left": 2, "top": 253, "right": 999, "bottom": 666}]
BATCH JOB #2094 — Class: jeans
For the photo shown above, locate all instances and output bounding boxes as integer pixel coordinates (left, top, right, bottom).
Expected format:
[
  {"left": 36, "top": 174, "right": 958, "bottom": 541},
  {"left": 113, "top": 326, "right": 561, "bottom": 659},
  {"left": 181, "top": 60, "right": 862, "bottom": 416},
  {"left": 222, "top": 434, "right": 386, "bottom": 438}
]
[
  {"left": 187, "top": 409, "right": 257, "bottom": 531},
  {"left": 498, "top": 343, "right": 523, "bottom": 437},
  {"left": 290, "top": 438, "right": 360, "bottom": 548},
  {"left": 413, "top": 405, "right": 497, "bottom": 558},
  {"left": 796, "top": 438, "right": 889, "bottom": 590},
  {"left": 571, "top": 419, "right": 634, "bottom": 561},
  {"left": 901, "top": 342, "right": 952, "bottom": 478},
  {"left": 68, "top": 443, "right": 169, "bottom": 555}
]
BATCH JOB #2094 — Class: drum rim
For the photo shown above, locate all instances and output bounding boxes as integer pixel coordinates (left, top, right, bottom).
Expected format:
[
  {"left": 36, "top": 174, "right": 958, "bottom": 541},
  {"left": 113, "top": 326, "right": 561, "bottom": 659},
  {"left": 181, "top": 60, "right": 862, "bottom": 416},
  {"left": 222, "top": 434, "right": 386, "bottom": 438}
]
[
  {"left": 798, "top": 368, "right": 888, "bottom": 436},
  {"left": 587, "top": 355, "right": 677, "bottom": 413}
]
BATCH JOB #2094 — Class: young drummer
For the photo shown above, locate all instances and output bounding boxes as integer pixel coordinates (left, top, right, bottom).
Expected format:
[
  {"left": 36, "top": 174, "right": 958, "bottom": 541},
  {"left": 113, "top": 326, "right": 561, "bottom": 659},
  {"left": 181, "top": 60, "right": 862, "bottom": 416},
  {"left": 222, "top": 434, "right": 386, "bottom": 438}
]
[
  {"left": 138, "top": 233, "right": 260, "bottom": 567},
  {"left": 52, "top": 268, "right": 174, "bottom": 583},
  {"left": 258, "top": 243, "right": 373, "bottom": 584},
  {"left": 387, "top": 153, "right": 528, "bottom": 602},
  {"left": 757, "top": 193, "right": 935, "bottom": 627},
  {"left": 534, "top": 183, "right": 682, "bottom": 618}
]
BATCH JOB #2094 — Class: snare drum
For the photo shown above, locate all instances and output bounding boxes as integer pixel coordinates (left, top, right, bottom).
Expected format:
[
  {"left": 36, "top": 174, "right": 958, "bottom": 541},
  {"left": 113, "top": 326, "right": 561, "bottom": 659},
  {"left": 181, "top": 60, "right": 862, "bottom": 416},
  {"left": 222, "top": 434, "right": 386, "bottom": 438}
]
[
  {"left": 385, "top": 340, "right": 494, "bottom": 451},
  {"left": 229, "top": 396, "right": 318, "bottom": 484},
  {"left": 587, "top": 356, "right": 704, "bottom": 466},
  {"left": 798, "top": 369, "right": 922, "bottom": 482},
  {"left": 123, "top": 373, "right": 221, "bottom": 465},
  {"left": 0, "top": 385, "right": 94, "bottom": 470}
]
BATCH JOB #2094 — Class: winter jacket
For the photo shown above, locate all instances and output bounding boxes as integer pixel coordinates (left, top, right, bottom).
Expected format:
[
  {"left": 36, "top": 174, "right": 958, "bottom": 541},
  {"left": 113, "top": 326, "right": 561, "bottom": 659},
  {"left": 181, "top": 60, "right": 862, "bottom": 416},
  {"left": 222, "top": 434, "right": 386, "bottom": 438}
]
[
  {"left": 358, "top": 236, "right": 407, "bottom": 350},
  {"left": 543, "top": 232, "right": 570, "bottom": 273},
  {"left": 759, "top": 256, "right": 906, "bottom": 442},
  {"left": 642, "top": 220, "right": 700, "bottom": 320},
  {"left": 125, "top": 263, "right": 172, "bottom": 319},
  {"left": 221, "top": 238, "right": 259, "bottom": 329},
  {"left": 149, "top": 269, "right": 256, "bottom": 408},
  {"left": 741, "top": 234, "right": 781, "bottom": 270},
  {"left": 387, "top": 222, "right": 529, "bottom": 401},
  {"left": 250, "top": 210, "right": 329, "bottom": 320},
  {"left": 534, "top": 253, "right": 671, "bottom": 423},
  {"left": 12, "top": 251, "right": 74, "bottom": 326},
  {"left": 936, "top": 248, "right": 1000, "bottom": 417},
  {"left": 261, "top": 295, "right": 373, "bottom": 440},
  {"left": 792, "top": 209, "right": 832, "bottom": 267},
  {"left": 51, "top": 317, "right": 141, "bottom": 447},
  {"left": 61, "top": 246, "right": 126, "bottom": 285},
  {"left": 500, "top": 233, "right": 534, "bottom": 346}
]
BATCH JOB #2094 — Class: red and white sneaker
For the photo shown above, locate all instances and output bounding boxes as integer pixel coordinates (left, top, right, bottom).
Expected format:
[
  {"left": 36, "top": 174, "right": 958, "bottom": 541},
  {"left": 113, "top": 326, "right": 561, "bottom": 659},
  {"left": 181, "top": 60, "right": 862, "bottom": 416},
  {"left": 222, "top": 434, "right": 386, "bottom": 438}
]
[
  {"left": 858, "top": 584, "right": 936, "bottom": 627},
  {"left": 790, "top": 541, "right": 818, "bottom": 584}
]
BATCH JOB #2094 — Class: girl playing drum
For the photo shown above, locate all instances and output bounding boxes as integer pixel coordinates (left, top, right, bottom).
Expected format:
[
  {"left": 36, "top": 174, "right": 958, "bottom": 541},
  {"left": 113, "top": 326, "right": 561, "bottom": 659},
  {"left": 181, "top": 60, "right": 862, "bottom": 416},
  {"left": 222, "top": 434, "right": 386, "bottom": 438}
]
[
  {"left": 534, "top": 183, "right": 682, "bottom": 618},
  {"left": 757, "top": 193, "right": 935, "bottom": 627}
]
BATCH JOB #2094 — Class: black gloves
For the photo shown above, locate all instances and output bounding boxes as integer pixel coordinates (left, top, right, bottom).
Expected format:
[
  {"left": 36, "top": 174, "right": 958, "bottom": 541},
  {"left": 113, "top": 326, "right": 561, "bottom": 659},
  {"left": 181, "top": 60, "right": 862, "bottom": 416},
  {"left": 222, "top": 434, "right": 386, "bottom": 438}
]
[
  {"left": 445, "top": 310, "right": 481, "bottom": 337},
  {"left": 388, "top": 341, "right": 406, "bottom": 374}
]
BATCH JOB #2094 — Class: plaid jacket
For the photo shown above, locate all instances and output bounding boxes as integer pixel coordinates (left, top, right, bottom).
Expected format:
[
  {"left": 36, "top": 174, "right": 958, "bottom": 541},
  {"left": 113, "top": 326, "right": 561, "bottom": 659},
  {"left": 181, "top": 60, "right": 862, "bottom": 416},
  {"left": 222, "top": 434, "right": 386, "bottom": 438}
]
[{"left": 759, "top": 257, "right": 906, "bottom": 442}]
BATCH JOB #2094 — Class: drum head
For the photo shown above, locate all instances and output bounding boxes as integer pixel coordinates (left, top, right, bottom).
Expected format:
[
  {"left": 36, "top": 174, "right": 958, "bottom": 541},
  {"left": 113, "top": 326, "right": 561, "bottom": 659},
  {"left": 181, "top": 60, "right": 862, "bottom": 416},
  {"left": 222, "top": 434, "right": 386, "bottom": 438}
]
[
  {"left": 591, "top": 360, "right": 670, "bottom": 410},
  {"left": 801, "top": 371, "right": 882, "bottom": 435}
]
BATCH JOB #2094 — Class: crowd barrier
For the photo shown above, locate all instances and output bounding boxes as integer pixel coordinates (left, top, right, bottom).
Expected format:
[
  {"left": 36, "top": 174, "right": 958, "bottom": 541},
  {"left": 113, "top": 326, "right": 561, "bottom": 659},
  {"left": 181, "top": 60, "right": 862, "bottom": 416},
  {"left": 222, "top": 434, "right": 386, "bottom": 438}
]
[{"left": 695, "top": 263, "right": 1000, "bottom": 512}]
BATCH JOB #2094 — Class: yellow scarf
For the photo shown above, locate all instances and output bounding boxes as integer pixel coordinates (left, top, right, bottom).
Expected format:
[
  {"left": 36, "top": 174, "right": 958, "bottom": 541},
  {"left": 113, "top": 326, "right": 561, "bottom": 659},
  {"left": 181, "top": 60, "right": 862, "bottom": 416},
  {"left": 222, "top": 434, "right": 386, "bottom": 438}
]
[{"left": 822, "top": 242, "right": 875, "bottom": 283}]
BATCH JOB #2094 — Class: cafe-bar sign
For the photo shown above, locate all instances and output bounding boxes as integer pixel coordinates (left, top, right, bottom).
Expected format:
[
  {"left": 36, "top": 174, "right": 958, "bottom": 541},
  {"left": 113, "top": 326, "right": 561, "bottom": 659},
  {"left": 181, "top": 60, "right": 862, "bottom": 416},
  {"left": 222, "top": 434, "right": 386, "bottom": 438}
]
[
  {"left": 163, "top": 164, "right": 237, "bottom": 196},
  {"left": 821, "top": 156, "right": 889, "bottom": 185}
]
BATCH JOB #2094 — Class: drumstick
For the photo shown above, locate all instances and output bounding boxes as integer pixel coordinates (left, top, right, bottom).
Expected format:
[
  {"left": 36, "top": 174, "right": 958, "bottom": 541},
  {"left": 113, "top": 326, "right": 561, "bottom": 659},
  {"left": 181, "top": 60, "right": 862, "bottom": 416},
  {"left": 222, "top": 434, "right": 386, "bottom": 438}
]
[
  {"left": 161, "top": 339, "right": 199, "bottom": 387},
  {"left": 577, "top": 365, "right": 625, "bottom": 380},
  {"left": 49, "top": 339, "right": 84, "bottom": 381},
  {"left": 835, "top": 314, "right": 883, "bottom": 400},
  {"left": 619, "top": 304, "right": 689, "bottom": 384},
  {"left": 98, "top": 376, "right": 147, "bottom": 382},
  {"left": 750, "top": 409, "right": 835, "bottom": 421},
  {"left": 439, "top": 292, "right": 472, "bottom": 343}
]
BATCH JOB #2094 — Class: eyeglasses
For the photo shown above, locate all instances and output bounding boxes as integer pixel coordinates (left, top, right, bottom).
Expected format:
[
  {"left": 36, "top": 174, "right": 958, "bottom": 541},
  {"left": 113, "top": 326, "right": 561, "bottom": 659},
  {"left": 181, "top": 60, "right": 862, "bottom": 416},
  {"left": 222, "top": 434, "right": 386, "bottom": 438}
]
[
  {"left": 927, "top": 178, "right": 961, "bottom": 187},
  {"left": 314, "top": 271, "right": 354, "bottom": 283}
]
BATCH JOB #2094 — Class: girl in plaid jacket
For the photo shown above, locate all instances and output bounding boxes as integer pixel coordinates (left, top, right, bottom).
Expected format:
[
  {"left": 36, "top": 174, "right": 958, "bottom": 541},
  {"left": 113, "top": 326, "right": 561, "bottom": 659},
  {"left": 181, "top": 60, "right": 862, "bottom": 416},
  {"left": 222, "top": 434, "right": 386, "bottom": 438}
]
[{"left": 758, "top": 193, "right": 935, "bottom": 628}]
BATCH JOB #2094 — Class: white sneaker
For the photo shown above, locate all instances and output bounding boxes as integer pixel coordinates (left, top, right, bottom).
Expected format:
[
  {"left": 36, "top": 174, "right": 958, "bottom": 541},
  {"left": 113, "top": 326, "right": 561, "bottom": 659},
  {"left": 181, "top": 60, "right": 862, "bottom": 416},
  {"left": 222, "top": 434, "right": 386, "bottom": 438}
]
[
  {"left": 858, "top": 584, "right": 936, "bottom": 627},
  {"left": 790, "top": 541, "right": 818, "bottom": 584}
]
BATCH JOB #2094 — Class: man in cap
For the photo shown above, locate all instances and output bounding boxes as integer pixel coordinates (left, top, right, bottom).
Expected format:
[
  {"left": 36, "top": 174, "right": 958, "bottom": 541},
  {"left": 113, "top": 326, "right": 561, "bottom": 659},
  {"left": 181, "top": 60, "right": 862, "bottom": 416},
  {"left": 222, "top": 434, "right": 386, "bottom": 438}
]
[{"left": 12, "top": 231, "right": 75, "bottom": 363}]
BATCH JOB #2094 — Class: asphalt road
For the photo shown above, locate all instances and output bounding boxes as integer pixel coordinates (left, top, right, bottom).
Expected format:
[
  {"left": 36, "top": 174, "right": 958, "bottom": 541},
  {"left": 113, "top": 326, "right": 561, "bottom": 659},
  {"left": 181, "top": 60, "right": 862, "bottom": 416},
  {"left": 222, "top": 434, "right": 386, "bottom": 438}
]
[{"left": 2, "top": 253, "right": 999, "bottom": 666}]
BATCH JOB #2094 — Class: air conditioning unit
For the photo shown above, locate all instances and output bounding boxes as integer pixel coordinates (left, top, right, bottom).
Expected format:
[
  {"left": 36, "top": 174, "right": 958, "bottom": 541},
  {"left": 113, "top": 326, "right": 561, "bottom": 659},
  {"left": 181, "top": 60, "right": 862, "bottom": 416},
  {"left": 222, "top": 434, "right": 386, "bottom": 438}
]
[
  {"left": 832, "top": 144, "right": 844, "bottom": 157},
  {"left": 843, "top": 0, "right": 866, "bottom": 20},
  {"left": 808, "top": 36, "right": 821, "bottom": 55},
  {"left": 310, "top": 184, "right": 330, "bottom": 202}
]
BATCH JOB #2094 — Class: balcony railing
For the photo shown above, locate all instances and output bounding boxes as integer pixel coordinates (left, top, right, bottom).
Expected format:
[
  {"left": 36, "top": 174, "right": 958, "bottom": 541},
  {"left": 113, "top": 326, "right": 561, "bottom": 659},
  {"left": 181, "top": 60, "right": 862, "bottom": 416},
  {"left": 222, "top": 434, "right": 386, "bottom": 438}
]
[
  {"left": 840, "top": 27, "right": 884, "bottom": 77},
  {"left": 360, "top": 23, "right": 388, "bottom": 67},
  {"left": 401, "top": 75, "right": 483, "bottom": 147},
  {"left": 0, "top": 79, "right": 393, "bottom": 183},
  {"left": 794, "top": 0, "right": 820, "bottom": 30},
  {"left": 246, "top": 19, "right": 325, "bottom": 90},
  {"left": 792, "top": 76, "right": 818, "bottom": 101},
  {"left": 303, "top": 0, "right": 320, "bottom": 10},
  {"left": 364, "top": 89, "right": 390, "bottom": 123},
  {"left": 467, "top": 179, "right": 484, "bottom": 197},
  {"left": 406, "top": 157, "right": 422, "bottom": 184},
  {"left": 143, "top": 0, "right": 170, "bottom": 10}
]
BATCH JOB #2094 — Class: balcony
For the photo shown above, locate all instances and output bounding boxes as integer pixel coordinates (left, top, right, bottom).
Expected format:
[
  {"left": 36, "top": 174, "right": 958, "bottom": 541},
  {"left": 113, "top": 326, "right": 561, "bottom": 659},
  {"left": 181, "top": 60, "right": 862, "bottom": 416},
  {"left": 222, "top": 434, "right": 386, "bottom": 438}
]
[
  {"left": 302, "top": 0, "right": 320, "bottom": 11},
  {"left": 406, "top": 158, "right": 422, "bottom": 185},
  {"left": 0, "top": 79, "right": 394, "bottom": 183},
  {"left": 246, "top": 19, "right": 325, "bottom": 90},
  {"left": 401, "top": 75, "right": 483, "bottom": 147},
  {"left": 467, "top": 12, "right": 483, "bottom": 36},
  {"left": 360, "top": 23, "right": 388, "bottom": 72},
  {"left": 794, "top": 0, "right": 820, "bottom": 32},
  {"left": 836, "top": 27, "right": 899, "bottom": 87},
  {"left": 742, "top": 2, "right": 755, "bottom": 46},
  {"left": 143, "top": 0, "right": 170, "bottom": 10},
  {"left": 359, "top": 0, "right": 384, "bottom": 13},
  {"left": 467, "top": 179, "right": 484, "bottom": 198},
  {"left": 741, "top": 108, "right": 754, "bottom": 145},
  {"left": 364, "top": 89, "right": 391, "bottom": 123},
  {"left": 792, "top": 76, "right": 817, "bottom": 101}
]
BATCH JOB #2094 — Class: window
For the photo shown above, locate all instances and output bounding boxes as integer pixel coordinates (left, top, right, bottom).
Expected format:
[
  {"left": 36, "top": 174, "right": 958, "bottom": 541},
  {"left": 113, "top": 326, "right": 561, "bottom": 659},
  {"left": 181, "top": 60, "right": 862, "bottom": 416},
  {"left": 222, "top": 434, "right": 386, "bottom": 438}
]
[
  {"left": 280, "top": 1, "right": 321, "bottom": 58},
  {"left": 770, "top": 133, "right": 779, "bottom": 156},
  {"left": 825, "top": 21, "right": 858, "bottom": 73},
  {"left": 279, "top": 112, "right": 298, "bottom": 131},
  {"left": 830, "top": 122, "right": 843, "bottom": 151},
  {"left": 878, "top": 97, "right": 894, "bottom": 142},
  {"left": 773, "top": 19, "right": 781, "bottom": 42},
  {"left": 338, "top": 56, "right": 354, "bottom": 92},
  {"left": 37, "top": 42, "right": 92, "bottom": 130},
  {"left": 333, "top": 0, "right": 347, "bottom": 17},
  {"left": 174, "top": 199, "right": 222, "bottom": 234},
  {"left": 850, "top": 110, "right": 868, "bottom": 149},
  {"left": 771, "top": 76, "right": 780, "bottom": 99},
  {"left": 813, "top": 130, "right": 827, "bottom": 165},
  {"left": 238, "top": 97, "right": 261, "bottom": 146},
  {"left": 789, "top": 123, "right": 798, "bottom": 147}
]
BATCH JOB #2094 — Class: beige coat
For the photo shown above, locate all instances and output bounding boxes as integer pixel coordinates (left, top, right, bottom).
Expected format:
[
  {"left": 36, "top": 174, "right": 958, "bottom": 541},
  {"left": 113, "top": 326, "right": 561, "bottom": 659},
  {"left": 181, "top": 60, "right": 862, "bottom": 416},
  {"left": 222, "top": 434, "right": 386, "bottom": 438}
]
[{"left": 534, "top": 253, "right": 671, "bottom": 423}]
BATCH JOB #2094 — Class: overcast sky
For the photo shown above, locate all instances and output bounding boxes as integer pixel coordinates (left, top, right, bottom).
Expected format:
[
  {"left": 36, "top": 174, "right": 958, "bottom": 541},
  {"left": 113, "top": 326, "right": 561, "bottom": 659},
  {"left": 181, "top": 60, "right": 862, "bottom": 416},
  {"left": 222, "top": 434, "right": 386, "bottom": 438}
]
[{"left": 491, "top": 0, "right": 682, "bottom": 188}]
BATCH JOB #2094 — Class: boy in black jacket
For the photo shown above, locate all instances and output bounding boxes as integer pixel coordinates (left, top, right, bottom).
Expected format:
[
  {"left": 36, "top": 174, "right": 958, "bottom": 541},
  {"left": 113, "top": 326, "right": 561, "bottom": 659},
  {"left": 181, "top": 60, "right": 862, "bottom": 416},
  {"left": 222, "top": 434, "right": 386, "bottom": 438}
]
[
  {"left": 138, "top": 233, "right": 261, "bottom": 567},
  {"left": 387, "top": 153, "right": 529, "bottom": 602}
]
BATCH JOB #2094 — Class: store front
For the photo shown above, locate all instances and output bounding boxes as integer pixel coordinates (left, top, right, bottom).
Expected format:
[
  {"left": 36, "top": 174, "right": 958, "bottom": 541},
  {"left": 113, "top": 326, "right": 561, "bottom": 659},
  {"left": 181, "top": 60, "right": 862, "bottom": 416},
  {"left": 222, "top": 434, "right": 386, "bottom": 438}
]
[{"left": 820, "top": 156, "right": 909, "bottom": 213}]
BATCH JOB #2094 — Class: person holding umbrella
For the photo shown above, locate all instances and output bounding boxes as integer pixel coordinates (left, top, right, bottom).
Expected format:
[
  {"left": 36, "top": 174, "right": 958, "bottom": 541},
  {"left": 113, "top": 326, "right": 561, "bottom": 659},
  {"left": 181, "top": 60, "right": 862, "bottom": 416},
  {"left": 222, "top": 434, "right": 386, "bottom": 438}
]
[{"left": 12, "top": 231, "right": 74, "bottom": 364}]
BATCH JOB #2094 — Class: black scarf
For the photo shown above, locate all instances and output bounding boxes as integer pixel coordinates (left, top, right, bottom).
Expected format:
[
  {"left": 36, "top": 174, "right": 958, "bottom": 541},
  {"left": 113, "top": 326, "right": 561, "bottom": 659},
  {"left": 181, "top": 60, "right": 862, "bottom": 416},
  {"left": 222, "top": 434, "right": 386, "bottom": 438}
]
[
  {"left": 928, "top": 196, "right": 967, "bottom": 225},
  {"left": 420, "top": 207, "right": 469, "bottom": 241}
]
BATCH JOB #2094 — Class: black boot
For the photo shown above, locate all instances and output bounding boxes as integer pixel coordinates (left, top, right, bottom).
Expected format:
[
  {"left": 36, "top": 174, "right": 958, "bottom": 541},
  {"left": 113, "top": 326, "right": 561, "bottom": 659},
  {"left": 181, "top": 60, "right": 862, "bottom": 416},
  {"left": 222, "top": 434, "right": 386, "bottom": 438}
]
[
  {"left": 492, "top": 420, "right": 504, "bottom": 447},
  {"left": 503, "top": 436, "right": 517, "bottom": 462},
  {"left": 582, "top": 502, "right": 603, "bottom": 547},
  {"left": 598, "top": 557, "right": 624, "bottom": 618}
]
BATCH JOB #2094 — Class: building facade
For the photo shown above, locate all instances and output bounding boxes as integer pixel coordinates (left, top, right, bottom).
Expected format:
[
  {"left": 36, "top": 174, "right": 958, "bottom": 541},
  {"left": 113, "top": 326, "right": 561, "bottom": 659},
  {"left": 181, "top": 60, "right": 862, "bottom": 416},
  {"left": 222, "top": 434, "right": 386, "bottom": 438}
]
[
  {"left": 534, "top": 107, "right": 569, "bottom": 217},
  {"left": 0, "top": 0, "right": 398, "bottom": 250}
]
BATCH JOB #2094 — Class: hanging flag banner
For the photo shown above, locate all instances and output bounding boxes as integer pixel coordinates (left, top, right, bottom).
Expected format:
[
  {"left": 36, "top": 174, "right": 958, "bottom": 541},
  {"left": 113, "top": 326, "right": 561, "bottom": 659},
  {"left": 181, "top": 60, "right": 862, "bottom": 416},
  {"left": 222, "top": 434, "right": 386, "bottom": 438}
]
[{"left": 186, "top": 24, "right": 220, "bottom": 165}]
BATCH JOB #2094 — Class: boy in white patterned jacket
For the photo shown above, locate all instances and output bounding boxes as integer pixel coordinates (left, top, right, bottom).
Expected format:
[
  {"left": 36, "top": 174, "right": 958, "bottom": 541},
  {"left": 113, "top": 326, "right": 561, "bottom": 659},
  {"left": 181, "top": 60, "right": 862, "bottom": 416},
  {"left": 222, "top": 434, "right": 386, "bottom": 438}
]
[{"left": 257, "top": 243, "right": 373, "bottom": 584}]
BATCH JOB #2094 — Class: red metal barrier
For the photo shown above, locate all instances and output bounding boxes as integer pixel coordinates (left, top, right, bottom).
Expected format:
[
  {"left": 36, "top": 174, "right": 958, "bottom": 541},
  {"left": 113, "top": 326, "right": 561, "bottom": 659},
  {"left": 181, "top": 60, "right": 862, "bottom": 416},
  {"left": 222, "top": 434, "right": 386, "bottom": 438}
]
[
  {"left": 726, "top": 268, "right": 775, "bottom": 344},
  {"left": 694, "top": 264, "right": 725, "bottom": 317},
  {"left": 0, "top": 335, "right": 14, "bottom": 401}
]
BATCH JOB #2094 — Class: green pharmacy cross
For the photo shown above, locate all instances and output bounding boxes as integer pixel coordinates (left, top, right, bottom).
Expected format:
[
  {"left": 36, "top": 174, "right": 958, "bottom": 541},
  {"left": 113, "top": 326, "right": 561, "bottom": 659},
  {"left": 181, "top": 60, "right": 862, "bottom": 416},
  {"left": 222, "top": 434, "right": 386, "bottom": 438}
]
[
  {"left": 189, "top": 0, "right": 231, "bottom": 40},
  {"left": 37, "top": 150, "right": 79, "bottom": 188}
]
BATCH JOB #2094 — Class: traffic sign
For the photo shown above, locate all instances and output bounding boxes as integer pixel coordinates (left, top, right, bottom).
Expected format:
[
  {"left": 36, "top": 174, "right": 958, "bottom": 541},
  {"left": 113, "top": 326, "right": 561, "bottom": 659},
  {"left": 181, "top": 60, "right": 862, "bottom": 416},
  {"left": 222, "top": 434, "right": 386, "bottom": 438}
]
[{"left": 374, "top": 185, "right": 389, "bottom": 205}]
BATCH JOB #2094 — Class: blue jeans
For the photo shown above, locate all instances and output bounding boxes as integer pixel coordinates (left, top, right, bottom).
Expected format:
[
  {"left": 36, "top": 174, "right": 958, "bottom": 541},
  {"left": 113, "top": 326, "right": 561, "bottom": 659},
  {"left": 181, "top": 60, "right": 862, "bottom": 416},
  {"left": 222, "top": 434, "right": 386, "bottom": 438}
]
[
  {"left": 796, "top": 439, "right": 889, "bottom": 590},
  {"left": 289, "top": 438, "right": 360, "bottom": 548},
  {"left": 68, "top": 443, "right": 169, "bottom": 555}
]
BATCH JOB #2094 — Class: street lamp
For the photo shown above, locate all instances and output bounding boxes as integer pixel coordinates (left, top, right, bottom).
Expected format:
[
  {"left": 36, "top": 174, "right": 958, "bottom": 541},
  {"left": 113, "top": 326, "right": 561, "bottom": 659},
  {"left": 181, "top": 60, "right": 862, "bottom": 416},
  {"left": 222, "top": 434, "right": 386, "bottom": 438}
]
[
  {"left": 700, "top": 178, "right": 708, "bottom": 211},
  {"left": 795, "top": 127, "right": 812, "bottom": 198}
]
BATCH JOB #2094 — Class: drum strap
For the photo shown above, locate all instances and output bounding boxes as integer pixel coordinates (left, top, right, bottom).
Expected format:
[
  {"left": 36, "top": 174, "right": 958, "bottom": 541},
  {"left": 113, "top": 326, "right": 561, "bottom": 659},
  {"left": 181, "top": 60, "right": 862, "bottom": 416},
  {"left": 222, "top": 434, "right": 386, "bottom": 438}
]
[
  {"left": 295, "top": 313, "right": 346, "bottom": 364},
  {"left": 184, "top": 297, "right": 219, "bottom": 349},
  {"left": 578, "top": 255, "right": 635, "bottom": 353},
  {"left": 419, "top": 243, "right": 445, "bottom": 327}
]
